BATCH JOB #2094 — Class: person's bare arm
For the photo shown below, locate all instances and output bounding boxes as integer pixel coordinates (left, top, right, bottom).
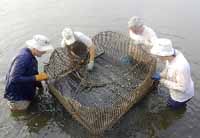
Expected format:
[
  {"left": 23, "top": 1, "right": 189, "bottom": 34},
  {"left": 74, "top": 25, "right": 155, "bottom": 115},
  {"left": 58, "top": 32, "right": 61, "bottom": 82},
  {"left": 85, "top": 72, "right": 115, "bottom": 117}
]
[{"left": 89, "top": 44, "right": 95, "bottom": 62}]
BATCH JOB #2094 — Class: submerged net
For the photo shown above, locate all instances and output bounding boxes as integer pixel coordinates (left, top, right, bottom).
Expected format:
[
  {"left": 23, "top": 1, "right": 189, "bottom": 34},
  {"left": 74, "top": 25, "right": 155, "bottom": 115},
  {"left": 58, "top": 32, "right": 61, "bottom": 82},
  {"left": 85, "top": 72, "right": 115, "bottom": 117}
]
[{"left": 44, "top": 31, "right": 156, "bottom": 134}]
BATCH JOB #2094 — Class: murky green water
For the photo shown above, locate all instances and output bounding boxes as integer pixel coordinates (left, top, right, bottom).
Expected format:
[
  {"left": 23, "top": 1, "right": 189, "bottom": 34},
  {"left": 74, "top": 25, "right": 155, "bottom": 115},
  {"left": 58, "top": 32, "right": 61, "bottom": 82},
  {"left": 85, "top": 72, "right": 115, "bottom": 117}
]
[{"left": 0, "top": 0, "right": 200, "bottom": 137}]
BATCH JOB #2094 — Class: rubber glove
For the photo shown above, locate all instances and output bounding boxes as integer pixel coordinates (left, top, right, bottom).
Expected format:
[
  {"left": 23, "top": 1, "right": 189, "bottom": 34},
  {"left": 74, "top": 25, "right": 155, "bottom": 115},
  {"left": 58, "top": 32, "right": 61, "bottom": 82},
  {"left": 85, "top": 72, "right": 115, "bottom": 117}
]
[
  {"left": 151, "top": 72, "right": 161, "bottom": 81},
  {"left": 35, "top": 72, "right": 48, "bottom": 81},
  {"left": 120, "top": 56, "right": 134, "bottom": 65},
  {"left": 87, "top": 61, "right": 94, "bottom": 71}
]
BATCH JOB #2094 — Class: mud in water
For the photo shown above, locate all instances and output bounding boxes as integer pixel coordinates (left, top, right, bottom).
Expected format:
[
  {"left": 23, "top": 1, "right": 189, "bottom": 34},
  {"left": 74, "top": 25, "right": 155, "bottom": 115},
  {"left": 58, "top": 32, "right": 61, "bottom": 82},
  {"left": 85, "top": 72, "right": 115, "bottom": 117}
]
[{"left": 53, "top": 54, "right": 149, "bottom": 107}]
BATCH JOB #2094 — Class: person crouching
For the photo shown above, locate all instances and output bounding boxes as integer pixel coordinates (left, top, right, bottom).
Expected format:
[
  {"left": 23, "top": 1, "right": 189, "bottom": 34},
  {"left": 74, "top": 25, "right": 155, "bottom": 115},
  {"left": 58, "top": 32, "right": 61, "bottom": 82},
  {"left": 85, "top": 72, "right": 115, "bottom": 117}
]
[
  {"left": 4, "top": 35, "right": 54, "bottom": 111},
  {"left": 61, "top": 27, "right": 96, "bottom": 71},
  {"left": 151, "top": 38, "right": 194, "bottom": 109}
]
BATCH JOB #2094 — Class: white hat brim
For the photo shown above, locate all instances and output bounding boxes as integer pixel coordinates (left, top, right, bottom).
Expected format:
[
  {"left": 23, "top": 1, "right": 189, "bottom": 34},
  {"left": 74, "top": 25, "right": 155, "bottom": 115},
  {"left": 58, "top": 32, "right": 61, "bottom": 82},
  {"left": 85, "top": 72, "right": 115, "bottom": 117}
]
[
  {"left": 26, "top": 39, "right": 54, "bottom": 52},
  {"left": 150, "top": 46, "right": 174, "bottom": 57}
]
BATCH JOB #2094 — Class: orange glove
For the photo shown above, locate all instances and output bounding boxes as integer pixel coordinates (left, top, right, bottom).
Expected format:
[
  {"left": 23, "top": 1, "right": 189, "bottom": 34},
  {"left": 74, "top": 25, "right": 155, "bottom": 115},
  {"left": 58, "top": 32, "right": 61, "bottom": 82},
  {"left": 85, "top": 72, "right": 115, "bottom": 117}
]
[{"left": 35, "top": 72, "right": 48, "bottom": 81}]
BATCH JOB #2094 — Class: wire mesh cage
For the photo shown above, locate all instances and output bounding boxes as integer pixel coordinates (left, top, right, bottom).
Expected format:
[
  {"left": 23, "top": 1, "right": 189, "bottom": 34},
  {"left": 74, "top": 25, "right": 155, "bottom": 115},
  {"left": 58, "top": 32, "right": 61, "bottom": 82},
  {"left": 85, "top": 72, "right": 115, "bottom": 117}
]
[{"left": 44, "top": 31, "right": 156, "bottom": 134}]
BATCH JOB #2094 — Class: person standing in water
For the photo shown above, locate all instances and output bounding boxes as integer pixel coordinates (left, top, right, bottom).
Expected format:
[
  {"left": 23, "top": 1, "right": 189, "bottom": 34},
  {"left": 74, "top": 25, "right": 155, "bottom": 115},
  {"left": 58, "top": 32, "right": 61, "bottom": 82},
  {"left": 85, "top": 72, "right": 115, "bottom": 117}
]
[{"left": 5, "top": 35, "right": 54, "bottom": 111}]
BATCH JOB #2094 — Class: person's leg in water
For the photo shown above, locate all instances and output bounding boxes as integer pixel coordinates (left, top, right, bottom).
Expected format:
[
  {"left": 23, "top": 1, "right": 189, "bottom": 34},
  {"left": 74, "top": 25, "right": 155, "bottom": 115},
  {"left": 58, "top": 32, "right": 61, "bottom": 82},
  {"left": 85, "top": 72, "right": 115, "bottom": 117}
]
[
  {"left": 8, "top": 100, "right": 31, "bottom": 112},
  {"left": 167, "top": 96, "right": 191, "bottom": 109}
]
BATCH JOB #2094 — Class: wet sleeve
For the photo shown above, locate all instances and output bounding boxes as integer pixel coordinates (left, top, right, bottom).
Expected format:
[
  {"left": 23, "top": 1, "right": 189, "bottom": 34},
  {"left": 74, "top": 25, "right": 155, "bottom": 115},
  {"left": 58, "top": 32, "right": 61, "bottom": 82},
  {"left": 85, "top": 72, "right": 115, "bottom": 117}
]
[
  {"left": 10, "top": 55, "right": 36, "bottom": 83},
  {"left": 160, "top": 69, "right": 186, "bottom": 92},
  {"left": 61, "top": 39, "right": 65, "bottom": 47}
]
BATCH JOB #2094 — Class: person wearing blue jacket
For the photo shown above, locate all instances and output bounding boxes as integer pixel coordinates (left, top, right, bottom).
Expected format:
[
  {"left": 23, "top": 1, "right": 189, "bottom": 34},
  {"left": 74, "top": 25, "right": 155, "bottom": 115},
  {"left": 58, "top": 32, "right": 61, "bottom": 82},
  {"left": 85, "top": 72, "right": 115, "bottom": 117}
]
[{"left": 5, "top": 34, "right": 54, "bottom": 111}]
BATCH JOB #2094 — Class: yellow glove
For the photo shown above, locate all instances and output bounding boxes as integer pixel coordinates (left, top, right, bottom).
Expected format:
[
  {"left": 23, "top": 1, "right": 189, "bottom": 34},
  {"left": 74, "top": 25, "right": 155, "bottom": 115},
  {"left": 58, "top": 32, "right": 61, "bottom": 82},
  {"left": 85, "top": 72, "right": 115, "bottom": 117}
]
[{"left": 35, "top": 72, "right": 48, "bottom": 81}]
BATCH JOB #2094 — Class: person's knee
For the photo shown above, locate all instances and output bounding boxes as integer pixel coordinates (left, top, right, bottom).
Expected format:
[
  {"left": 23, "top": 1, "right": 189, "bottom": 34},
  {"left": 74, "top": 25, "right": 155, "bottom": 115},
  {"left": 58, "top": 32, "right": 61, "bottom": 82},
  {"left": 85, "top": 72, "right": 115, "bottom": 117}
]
[
  {"left": 8, "top": 100, "right": 31, "bottom": 112},
  {"left": 167, "top": 102, "right": 186, "bottom": 109},
  {"left": 167, "top": 98, "right": 188, "bottom": 109}
]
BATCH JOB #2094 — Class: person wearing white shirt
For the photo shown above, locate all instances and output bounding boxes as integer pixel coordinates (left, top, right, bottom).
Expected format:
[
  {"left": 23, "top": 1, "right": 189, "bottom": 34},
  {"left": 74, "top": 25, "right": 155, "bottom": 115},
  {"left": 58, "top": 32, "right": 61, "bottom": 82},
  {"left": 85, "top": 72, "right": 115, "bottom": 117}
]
[
  {"left": 121, "top": 16, "right": 158, "bottom": 65},
  {"left": 128, "top": 16, "right": 157, "bottom": 53},
  {"left": 151, "top": 38, "right": 194, "bottom": 109},
  {"left": 61, "top": 27, "right": 96, "bottom": 71}
]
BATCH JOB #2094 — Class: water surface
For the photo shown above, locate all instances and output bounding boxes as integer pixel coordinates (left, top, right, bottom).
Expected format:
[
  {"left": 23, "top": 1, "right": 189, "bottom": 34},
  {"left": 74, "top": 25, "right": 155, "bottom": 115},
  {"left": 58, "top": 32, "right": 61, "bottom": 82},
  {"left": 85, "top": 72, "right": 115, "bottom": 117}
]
[{"left": 0, "top": 0, "right": 200, "bottom": 137}]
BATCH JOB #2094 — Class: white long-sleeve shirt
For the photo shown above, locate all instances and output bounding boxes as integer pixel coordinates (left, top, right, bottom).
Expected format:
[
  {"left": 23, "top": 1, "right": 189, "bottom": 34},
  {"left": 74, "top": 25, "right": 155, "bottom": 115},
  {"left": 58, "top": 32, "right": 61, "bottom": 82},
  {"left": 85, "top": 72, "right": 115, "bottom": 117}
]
[
  {"left": 61, "top": 32, "right": 93, "bottom": 48},
  {"left": 129, "top": 25, "right": 157, "bottom": 45},
  {"left": 160, "top": 50, "right": 194, "bottom": 102}
]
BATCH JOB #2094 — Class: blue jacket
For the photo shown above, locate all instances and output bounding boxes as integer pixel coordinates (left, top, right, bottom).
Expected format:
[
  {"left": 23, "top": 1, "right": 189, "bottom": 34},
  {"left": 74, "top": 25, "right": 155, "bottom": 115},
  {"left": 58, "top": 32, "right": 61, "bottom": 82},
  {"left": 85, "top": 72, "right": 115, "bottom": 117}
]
[{"left": 4, "top": 48, "right": 41, "bottom": 101}]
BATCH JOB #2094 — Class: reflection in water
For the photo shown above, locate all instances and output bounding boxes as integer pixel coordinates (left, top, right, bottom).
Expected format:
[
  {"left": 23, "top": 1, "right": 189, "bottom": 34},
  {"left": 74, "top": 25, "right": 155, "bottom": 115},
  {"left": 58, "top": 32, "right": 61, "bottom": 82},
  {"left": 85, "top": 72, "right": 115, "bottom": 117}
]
[
  {"left": 0, "top": 0, "right": 200, "bottom": 137},
  {"left": 9, "top": 96, "right": 51, "bottom": 135},
  {"left": 0, "top": 81, "right": 194, "bottom": 138},
  {"left": 8, "top": 86, "right": 186, "bottom": 138},
  {"left": 101, "top": 88, "right": 187, "bottom": 138}
]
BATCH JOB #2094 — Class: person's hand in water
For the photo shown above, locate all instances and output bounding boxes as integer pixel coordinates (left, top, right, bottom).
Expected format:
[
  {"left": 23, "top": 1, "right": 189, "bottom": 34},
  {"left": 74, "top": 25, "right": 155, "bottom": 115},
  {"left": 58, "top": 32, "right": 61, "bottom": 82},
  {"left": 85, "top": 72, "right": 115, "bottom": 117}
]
[
  {"left": 151, "top": 72, "right": 161, "bottom": 81},
  {"left": 120, "top": 56, "right": 134, "bottom": 65}
]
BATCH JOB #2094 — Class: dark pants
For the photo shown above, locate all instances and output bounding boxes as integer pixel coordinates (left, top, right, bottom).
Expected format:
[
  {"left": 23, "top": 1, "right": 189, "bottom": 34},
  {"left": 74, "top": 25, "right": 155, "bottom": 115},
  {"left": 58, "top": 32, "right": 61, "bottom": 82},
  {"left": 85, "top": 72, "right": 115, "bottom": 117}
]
[{"left": 167, "top": 96, "right": 191, "bottom": 109}]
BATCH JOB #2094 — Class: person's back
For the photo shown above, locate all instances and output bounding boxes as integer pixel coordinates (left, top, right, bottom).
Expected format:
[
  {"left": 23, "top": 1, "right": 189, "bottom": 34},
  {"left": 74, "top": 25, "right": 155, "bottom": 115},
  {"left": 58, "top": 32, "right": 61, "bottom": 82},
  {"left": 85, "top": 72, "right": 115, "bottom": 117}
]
[
  {"left": 61, "top": 32, "right": 93, "bottom": 48},
  {"left": 128, "top": 16, "right": 157, "bottom": 46},
  {"left": 4, "top": 34, "right": 53, "bottom": 111},
  {"left": 150, "top": 38, "right": 194, "bottom": 109},
  {"left": 5, "top": 48, "right": 38, "bottom": 101},
  {"left": 165, "top": 50, "right": 194, "bottom": 102},
  {"left": 61, "top": 27, "right": 96, "bottom": 71}
]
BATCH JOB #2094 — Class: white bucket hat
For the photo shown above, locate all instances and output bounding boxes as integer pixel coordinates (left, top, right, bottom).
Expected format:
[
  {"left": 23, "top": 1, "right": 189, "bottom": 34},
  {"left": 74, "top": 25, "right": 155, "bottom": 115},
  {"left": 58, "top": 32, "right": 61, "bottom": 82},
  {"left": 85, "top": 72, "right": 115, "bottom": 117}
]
[
  {"left": 62, "top": 27, "right": 76, "bottom": 45},
  {"left": 150, "top": 38, "right": 174, "bottom": 56},
  {"left": 128, "top": 16, "right": 144, "bottom": 28},
  {"left": 26, "top": 35, "right": 54, "bottom": 51}
]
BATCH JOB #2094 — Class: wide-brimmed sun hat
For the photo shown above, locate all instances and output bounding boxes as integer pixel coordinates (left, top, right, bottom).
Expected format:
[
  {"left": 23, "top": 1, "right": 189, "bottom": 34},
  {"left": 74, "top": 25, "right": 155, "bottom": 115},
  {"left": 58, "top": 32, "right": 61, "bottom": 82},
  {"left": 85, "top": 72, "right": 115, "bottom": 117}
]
[
  {"left": 128, "top": 16, "right": 144, "bottom": 28},
  {"left": 26, "top": 35, "right": 54, "bottom": 51},
  {"left": 62, "top": 27, "right": 76, "bottom": 45},
  {"left": 150, "top": 38, "right": 174, "bottom": 56}
]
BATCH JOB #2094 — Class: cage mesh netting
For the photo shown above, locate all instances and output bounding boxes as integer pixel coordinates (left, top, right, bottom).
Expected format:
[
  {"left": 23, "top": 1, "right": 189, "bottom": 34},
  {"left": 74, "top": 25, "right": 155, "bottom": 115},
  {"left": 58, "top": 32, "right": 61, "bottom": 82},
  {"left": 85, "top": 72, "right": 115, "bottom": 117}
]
[{"left": 44, "top": 31, "right": 156, "bottom": 134}]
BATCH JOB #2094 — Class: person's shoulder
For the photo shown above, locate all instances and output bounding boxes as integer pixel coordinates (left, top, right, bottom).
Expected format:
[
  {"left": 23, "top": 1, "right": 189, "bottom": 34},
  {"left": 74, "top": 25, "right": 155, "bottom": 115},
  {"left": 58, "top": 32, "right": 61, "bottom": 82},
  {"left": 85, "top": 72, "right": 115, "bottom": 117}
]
[
  {"left": 19, "top": 48, "right": 30, "bottom": 54},
  {"left": 74, "top": 32, "right": 88, "bottom": 38},
  {"left": 144, "top": 25, "right": 155, "bottom": 33},
  {"left": 176, "top": 50, "right": 188, "bottom": 63},
  {"left": 75, "top": 32, "right": 91, "bottom": 40},
  {"left": 16, "top": 48, "right": 33, "bottom": 61},
  {"left": 74, "top": 32, "right": 92, "bottom": 46},
  {"left": 144, "top": 25, "right": 151, "bottom": 30},
  {"left": 175, "top": 50, "right": 191, "bottom": 70},
  {"left": 143, "top": 25, "right": 157, "bottom": 38}
]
